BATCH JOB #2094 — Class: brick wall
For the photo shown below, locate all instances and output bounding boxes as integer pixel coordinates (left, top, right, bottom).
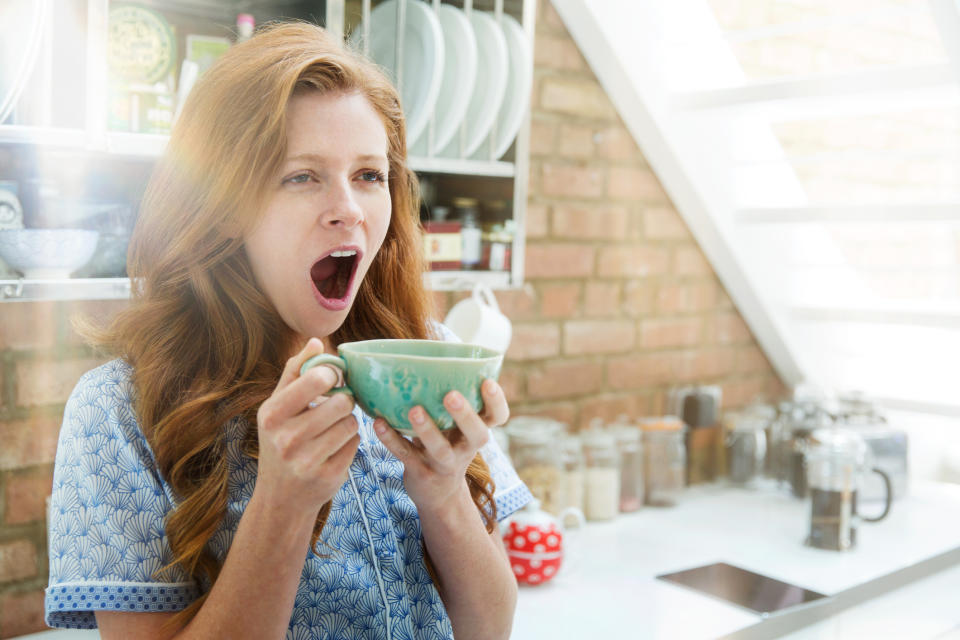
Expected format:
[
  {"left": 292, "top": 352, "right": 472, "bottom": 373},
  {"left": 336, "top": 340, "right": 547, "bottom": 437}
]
[
  {"left": 435, "top": 0, "right": 785, "bottom": 428},
  {"left": 0, "top": 1, "right": 784, "bottom": 634}
]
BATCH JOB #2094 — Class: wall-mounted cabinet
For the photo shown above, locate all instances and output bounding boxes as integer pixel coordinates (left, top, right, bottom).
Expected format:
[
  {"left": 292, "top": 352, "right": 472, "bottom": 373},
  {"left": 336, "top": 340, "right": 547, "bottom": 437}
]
[{"left": 0, "top": 0, "right": 535, "bottom": 301}]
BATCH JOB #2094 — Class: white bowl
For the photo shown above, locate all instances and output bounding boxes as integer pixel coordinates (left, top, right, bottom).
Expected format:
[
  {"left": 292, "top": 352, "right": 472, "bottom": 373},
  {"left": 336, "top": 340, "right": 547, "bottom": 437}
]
[{"left": 0, "top": 229, "right": 100, "bottom": 278}]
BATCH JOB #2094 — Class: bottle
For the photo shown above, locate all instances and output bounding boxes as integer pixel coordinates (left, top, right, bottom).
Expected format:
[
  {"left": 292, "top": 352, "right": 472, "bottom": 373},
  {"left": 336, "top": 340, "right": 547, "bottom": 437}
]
[
  {"left": 453, "top": 197, "right": 481, "bottom": 270},
  {"left": 581, "top": 427, "right": 620, "bottom": 521},
  {"left": 236, "top": 14, "right": 255, "bottom": 43}
]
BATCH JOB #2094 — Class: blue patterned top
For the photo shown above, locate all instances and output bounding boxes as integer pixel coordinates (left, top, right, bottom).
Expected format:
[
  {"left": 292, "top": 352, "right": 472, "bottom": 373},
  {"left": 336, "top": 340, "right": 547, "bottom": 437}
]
[{"left": 45, "top": 346, "right": 531, "bottom": 638}]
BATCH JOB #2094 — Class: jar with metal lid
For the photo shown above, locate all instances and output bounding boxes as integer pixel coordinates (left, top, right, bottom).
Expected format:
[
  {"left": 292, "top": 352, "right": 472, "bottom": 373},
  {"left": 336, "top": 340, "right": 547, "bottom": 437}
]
[
  {"left": 581, "top": 428, "right": 620, "bottom": 521},
  {"left": 452, "top": 197, "right": 481, "bottom": 270},
  {"left": 612, "top": 423, "right": 644, "bottom": 512},
  {"left": 724, "top": 409, "right": 768, "bottom": 487},
  {"left": 504, "top": 417, "right": 566, "bottom": 515},
  {"left": 639, "top": 416, "right": 686, "bottom": 507},
  {"left": 559, "top": 434, "right": 585, "bottom": 517}
]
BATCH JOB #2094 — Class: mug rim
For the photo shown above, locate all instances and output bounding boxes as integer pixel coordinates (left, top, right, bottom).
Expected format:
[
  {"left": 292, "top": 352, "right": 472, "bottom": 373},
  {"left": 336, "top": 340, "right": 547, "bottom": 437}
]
[{"left": 337, "top": 338, "right": 503, "bottom": 361}]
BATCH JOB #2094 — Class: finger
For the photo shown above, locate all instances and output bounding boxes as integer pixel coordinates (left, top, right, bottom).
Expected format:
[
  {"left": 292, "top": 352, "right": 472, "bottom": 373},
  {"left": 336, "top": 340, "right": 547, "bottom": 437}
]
[
  {"left": 478, "top": 379, "right": 510, "bottom": 427},
  {"left": 268, "top": 393, "right": 355, "bottom": 457},
  {"left": 277, "top": 337, "right": 325, "bottom": 390},
  {"left": 444, "top": 391, "right": 490, "bottom": 453},
  {"left": 313, "top": 433, "right": 361, "bottom": 480},
  {"left": 408, "top": 406, "right": 457, "bottom": 468},
  {"left": 299, "top": 413, "right": 360, "bottom": 472},
  {"left": 373, "top": 418, "right": 423, "bottom": 469},
  {"left": 267, "top": 365, "right": 344, "bottom": 425}
]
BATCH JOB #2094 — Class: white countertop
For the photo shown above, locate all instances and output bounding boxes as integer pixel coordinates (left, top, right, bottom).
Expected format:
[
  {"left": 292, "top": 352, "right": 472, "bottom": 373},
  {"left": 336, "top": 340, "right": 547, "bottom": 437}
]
[{"left": 512, "top": 481, "right": 960, "bottom": 640}]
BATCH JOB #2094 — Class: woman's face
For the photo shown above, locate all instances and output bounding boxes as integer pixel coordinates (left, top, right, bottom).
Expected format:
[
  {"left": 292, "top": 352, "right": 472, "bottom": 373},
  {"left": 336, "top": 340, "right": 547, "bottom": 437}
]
[{"left": 245, "top": 90, "right": 392, "bottom": 348}]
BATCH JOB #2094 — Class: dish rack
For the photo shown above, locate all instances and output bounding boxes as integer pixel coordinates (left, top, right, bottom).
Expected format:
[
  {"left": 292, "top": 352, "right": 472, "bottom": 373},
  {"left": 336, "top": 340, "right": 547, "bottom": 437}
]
[{"left": 0, "top": 0, "right": 536, "bottom": 301}]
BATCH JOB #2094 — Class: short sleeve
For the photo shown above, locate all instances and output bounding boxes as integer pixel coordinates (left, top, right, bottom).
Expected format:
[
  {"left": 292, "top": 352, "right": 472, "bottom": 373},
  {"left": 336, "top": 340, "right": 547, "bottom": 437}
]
[
  {"left": 45, "top": 360, "right": 199, "bottom": 629},
  {"left": 433, "top": 319, "right": 533, "bottom": 520}
]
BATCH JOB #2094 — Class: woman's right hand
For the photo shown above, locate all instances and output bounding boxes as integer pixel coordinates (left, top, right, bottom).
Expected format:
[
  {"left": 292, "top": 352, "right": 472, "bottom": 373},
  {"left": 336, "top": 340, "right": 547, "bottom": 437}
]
[{"left": 253, "top": 337, "right": 360, "bottom": 516}]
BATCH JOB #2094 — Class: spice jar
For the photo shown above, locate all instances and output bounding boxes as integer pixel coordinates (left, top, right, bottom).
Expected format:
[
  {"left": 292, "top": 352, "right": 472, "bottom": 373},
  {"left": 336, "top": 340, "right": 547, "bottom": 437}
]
[
  {"left": 613, "top": 423, "right": 644, "bottom": 513},
  {"left": 640, "top": 416, "right": 686, "bottom": 507},
  {"left": 581, "top": 428, "right": 620, "bottom": 521},
  {"left": 453, "top": 197, "right": 481, "bottom": 271},
  {"left": 724, "top": 410, "right": 768, "bottom": 487},
  {"left": 505, "top": 417, "right": 566, "bottom": 515},
  {"left": 559, "top": 434, "right": 585, "bottom": 519}
]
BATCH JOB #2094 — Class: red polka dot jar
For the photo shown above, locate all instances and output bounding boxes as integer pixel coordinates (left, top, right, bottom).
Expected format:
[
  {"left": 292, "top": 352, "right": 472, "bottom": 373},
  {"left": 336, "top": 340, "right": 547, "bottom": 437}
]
[{"left": 503, "top": 499, "right": 581, "bottom": 586}]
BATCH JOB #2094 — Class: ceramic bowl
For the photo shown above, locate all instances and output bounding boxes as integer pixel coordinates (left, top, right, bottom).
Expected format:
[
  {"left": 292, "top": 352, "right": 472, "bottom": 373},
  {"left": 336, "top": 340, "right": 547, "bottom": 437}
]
[{"left": 0, "top": 229, "right": 100, "bottom": 278}]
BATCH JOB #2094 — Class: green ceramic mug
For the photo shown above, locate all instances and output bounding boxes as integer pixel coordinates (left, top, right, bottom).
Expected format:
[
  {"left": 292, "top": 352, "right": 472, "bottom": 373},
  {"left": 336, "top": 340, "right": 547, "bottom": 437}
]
[{"left": 299, "top": 339, "right": 504, "bottom": 433}]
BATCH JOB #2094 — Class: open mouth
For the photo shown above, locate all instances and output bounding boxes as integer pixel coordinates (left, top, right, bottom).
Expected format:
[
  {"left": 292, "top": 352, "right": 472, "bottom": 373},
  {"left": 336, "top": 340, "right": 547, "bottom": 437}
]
[{"left": 310, "top": 248, "right": 360, "bottom": 307}]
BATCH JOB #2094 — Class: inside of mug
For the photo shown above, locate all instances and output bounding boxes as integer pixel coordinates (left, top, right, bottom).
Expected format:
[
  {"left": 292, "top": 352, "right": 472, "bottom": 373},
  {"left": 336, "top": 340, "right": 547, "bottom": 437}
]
[{"left": 340, "top": 339, "right": 498, "bottom": 359}]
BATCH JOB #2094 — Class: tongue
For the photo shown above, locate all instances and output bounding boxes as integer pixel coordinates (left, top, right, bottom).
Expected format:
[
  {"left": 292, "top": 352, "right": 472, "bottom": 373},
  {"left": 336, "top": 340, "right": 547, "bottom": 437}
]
[{"left": 310, "top": 257, "right": 337, "bottom": 284}]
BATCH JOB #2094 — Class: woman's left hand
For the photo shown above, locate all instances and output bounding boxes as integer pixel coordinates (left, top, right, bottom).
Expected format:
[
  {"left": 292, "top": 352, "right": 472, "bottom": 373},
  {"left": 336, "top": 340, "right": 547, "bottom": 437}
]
[{"left": 373, "top": 379, "right": 509, "bottom": 512}]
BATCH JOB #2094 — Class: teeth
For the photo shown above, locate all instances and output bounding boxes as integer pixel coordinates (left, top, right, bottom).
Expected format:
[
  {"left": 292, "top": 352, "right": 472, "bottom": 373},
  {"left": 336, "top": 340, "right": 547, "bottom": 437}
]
[{"left": 329, "top": 250, "right": 357, "bottom": 258}]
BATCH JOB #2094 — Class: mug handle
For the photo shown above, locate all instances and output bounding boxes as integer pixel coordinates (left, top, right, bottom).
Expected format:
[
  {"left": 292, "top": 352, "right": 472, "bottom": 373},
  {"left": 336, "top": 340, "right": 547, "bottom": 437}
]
[
  {"left": 299, "top": 354, "right": 354, "bottom": 398},
  {"left": 860, "top": 467, "right": 893, "bottom": 523},
  {"left": 473, "top": 282, "right": 501, "bottom": 312}
]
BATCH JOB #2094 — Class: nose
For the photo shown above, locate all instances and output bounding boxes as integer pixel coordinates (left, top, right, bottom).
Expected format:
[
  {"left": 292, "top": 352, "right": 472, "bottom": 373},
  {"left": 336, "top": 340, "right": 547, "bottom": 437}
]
[{"left": 320, "top": 176, "right": 364, "bottom": 229}]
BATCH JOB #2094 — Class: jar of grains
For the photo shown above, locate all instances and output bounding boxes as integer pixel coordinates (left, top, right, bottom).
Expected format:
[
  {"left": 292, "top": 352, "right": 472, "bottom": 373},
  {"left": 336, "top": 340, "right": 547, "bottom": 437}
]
[
  {"left": 504, "top": 417, "right": 566, "bottom": 515},
  {"left": 581, "top": 428, "right": 621, "bottom": 521},
  {"left": 639, "top": 416, "right": 686, "bottom": 507},
  {"left": 559, "top": 434, "right": 586, "bottom": 519}
]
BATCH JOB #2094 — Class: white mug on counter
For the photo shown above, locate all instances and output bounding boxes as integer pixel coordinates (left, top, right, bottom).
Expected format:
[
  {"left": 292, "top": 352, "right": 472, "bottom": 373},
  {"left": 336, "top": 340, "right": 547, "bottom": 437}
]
[{"left": 443, "top": 282, "right": 512, "bottom": 353}]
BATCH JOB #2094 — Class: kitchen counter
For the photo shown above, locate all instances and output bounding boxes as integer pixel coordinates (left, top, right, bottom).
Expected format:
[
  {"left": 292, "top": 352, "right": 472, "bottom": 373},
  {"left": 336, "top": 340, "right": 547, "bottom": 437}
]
[{"left": 512, "top": 481, "right": 960, "bottom": 640}]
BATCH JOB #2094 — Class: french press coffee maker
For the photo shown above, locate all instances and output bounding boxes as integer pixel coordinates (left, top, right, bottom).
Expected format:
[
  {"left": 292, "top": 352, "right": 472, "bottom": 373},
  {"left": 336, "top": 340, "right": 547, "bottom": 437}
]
[{"left": 805, "top": 428, "right": 893, "bottom": 551}]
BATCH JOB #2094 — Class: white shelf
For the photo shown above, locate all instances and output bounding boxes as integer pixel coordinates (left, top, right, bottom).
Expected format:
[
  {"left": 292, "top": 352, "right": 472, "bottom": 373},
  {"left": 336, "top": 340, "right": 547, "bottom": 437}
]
[
  {"left": 426, "top": 270, "right": 512, "bottom": 291},
  {"left": 0, "top": 278, "right": 131, "bottom": 302}
]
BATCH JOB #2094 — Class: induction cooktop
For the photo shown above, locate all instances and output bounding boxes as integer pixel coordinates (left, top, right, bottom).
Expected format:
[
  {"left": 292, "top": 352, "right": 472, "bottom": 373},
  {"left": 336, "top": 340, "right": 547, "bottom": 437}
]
[{"left": 656, "top": 562, "right": 828, "bottom": 615}]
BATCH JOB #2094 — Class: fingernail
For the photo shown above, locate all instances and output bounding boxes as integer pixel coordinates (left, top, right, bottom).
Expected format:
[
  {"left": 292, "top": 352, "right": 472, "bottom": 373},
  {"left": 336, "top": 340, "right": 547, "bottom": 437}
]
[
  {"left": 410, "top": 407, "right": 426, "bottom": 424},
  {"left": 446, "top": 393, "right": 463, "bottom": 410},
  {"left": 374, "top": 419, "right": 387, "bottom": 434},
  {"left": 486, "top": 381, "right": 500, "bottom": 396}
]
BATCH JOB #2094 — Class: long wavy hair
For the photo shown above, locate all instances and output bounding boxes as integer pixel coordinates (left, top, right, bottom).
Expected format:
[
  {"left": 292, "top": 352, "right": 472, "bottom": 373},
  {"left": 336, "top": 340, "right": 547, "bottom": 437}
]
[{"left": 85, "top": 21, "right": 497, "bottom": 624}]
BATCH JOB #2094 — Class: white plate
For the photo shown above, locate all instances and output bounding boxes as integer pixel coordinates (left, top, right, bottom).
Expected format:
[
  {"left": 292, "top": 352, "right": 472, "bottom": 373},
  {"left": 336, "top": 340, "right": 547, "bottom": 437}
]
[
  {"left": 437, "top": 10, "right": 508, "bottom": 159},
  {"left": 472, "top": 13, "right": 532, "bottom": 160},
  {"left": 351, "top": 0, "right": 444, "bottom": 151},
  {"left": 0, "top": 0, "right": 47, "bottom": 123},
  {"left": 410, "top": 4, "right": 477, "bottom": 157}
]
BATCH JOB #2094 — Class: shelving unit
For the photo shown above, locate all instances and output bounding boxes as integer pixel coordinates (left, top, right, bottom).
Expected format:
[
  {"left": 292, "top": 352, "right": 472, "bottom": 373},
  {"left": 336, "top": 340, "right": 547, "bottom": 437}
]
[{"left": 0, "top": 0, "right": 535, "bottom": 301}]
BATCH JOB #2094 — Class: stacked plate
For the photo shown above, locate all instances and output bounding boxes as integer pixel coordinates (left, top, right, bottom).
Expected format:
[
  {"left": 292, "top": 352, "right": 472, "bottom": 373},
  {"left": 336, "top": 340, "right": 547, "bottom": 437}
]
[{"left": 352, "top": 0, "right": 532, "bottom": 161}]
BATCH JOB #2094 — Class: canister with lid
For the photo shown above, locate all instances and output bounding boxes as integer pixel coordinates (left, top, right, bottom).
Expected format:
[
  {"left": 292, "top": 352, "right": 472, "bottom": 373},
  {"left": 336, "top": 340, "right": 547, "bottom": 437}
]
[
  {"left": 559, "top": 434, "right": 585, "bottom": 517},
  {"left": 611, "top": 417, "right": 644, "bottom": 513},
  {"left": 581, "top": 428, "right": 620, "bottom": 521},
  {"left": 639, "top": 416, "right": 686, "bottom": 506},
  {"left": 504, "top": 417, "right": 566, "bottom": 515}
]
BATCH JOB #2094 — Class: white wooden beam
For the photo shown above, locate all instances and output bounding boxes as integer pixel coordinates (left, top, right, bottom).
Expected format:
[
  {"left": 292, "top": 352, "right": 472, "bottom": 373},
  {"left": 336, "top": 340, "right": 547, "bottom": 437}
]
[{"left": 738, "top": 204, "right": 960, "bottom": 224}]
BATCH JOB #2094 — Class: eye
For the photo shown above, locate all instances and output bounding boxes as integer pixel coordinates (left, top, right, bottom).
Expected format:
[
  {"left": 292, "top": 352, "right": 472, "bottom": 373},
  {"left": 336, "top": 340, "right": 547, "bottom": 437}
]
[
  {"left": 360, "top": 170, "right": 387, "bottom": 184},
  {"left": 284, "top": 173, "right": 313, "bottom": 185}
]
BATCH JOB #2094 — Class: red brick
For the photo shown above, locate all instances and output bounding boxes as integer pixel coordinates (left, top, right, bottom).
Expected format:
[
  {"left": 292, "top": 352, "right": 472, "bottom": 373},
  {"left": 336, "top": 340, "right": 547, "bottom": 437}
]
[
  {"left": 674, "top": 246, "right": 712, "bottom": 277},
  {"left": 577, "top": 394, "right": 643, "bottom": 429},
  {"left": 0, "top": 301, "right": 59, "bottom": 350},
  {"left": 0, "top": 540, "right": 36, "bottom": 583},
  {"left": 644, "top": 207, "right": 691, "bottom": 240},
  {"left": 564, "top": 320, "right": 635, "bottom": 355},
  {"left": 607, "top": 167, "right": 667, "bottom": 201},
  {"left": 15, "top": 356, "right": 105, "bottom": 408},
  {"left": 0, "top": 589, "right": 46, "bottom": 638},
  {"left": 527, "top": 360, "right": 604, "bottom": 400},
  {"left": 506, "top": 323, "right": 561, "bottom": 361},
  {"left": 596, "top": 246, "right": 669, "bottom": 277},
  {"left": 525, "top": 244, "right": 595, "bottom": 278},
  {"left": 542, "top": 163, "right": 604, "bottom": 199},
  {"left": 534, "top": 34, "right": 586, "bottom": 71},
  {"left": 594, "top": 125, "right": 638, "bottom": 161},
  {"left": 0, "top": 416, "right": 62, "bottom": 471},
  {"left": 497, "top": 365, "right": 525, "bottom": 405},
  {"left": 738, "top": 345, "right": 772, "bottom": 374},
  {"left": 539, "top": 283, "right": 581, "bottom": 318},
  {"left": 722, "top": 377, "right": 770, "bottom": 409},
  {"left": 432, "top": 291, "right": 450, "bottom": 319},
  {"left": 540, "top": 78, "right": 617, "bottom": 121},
  {"left": 558, "top": 123, "right": 595, "bottom": 158},
  {"left": 639, "top": 317, "right": 703, "bottom": 349},
  {"left": 525, "top": 203, "right": 549, "bottom": 238},
  {"left": 711, "top": 312, "right": 752, "bottom": 344},
  {"left": 539, "top": 0, "right": 567, "bottom": 31},
  {"left": 716, "top": 285, "right": 735, "bottom": 310},
  {"left": 584, "top": 282, "right": 621, "bottom": 317},
  {"left": 61, "top": 299, "right": 130, "bottom": 345},
  {"left": 490, "top": 285, "right": 537, "bottom": 322},
  {"left": 552, "top": 204, "right": 629, "bottom": 239},
  {"left": 4, "top": 467, "right": 54, "bottom": 525},
  {"left": 529, "top": 118, "right": 556, "bottom": 155},
  {"left": 607, "top": 353, "right": 682, "bottom": 389},
  {"left": 693, "top": 348, "right": 738, "bottom": 380},
  {"left": 656, "top": 282, "right": 717, "bottom": 314},
  {"left": 623, "top": 281, "right": 656, "bottom": 317}
]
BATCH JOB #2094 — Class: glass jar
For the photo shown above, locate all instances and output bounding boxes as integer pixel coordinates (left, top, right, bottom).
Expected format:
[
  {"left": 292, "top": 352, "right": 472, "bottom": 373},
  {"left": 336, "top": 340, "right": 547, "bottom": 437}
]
[
  {"left": 505, "top": 417, "right": 566, "bottom": 515},
  {"left": 559, "top": 434, "right": 585, "bottom": 516},
  {"left": 613, "top": 426, "right": 644, "bottom": 512},
  {"left": 724, "top": 410, "right": 768, "bottom": 487},
  {"left": 581, "top": 428, "right": 620, "bottom": 521},
  {"left": 639, "top": 416, "right": 686, "bottom": 507},
  {"left": 453, "top": 197, "right": 481, "bottom": 270}
]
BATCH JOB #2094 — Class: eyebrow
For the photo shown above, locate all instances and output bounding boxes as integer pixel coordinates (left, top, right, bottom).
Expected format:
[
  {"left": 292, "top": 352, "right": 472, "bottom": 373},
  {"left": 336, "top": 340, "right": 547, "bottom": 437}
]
[{"left": 285, "top": 152, "right": 388, "bottom": 165}]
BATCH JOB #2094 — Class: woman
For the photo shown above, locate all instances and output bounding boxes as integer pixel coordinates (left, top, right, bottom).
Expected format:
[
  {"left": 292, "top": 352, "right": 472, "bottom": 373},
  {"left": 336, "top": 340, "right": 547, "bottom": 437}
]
[{"left": 45, "top": 22, "right": 531, "bottom": 640}]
